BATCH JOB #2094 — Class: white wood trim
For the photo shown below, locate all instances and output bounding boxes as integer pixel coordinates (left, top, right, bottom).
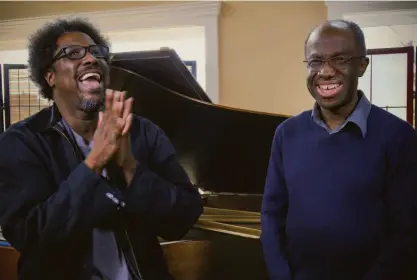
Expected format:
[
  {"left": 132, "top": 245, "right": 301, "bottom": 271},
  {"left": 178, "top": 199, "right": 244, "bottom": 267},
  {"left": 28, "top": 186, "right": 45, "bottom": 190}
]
[
  {"left": 0, "top": 1, "right": 221, "bottom": 103},
  {"left": 343, "top": 9, "right": 417, "bottom": 28},
  {"left": 325, "top": 0, "right": 417, "bottom": 28},
  {"left": 203, "top": 16, "right": 219, "bottom": 105}
]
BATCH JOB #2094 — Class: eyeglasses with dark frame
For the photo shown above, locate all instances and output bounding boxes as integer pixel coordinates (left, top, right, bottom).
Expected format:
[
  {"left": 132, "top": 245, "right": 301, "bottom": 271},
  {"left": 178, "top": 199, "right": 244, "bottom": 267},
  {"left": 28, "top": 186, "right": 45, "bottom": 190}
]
[
  {"left": 303, "top": 56, "right": 365, "bottom": 71},
  {"left": 51, "top": 44, "right": 110, "bottom": 64}
]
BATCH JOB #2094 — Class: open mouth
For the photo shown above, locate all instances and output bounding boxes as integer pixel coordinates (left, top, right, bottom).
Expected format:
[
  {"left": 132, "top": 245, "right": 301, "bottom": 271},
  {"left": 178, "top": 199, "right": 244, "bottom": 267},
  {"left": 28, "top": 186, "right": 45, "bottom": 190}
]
[
  {"left": 316, "top": 83, "right": 343, "bottom": 98},
  {"left": 78, "top": 71, "right": 103, "bottom": 93},
  {"left": 79, "top": 72, "right": 102, "bottom": 83}
]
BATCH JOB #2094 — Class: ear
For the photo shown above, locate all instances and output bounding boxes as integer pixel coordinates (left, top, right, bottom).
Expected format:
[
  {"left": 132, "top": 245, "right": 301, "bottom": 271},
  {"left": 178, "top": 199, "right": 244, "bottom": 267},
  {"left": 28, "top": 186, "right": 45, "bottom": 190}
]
[
  {"left": 44, "top": 69, "right": 55, "bottom": 88},
  {"left": 358, "top": 57, "right": 370, "bottom": 78}
]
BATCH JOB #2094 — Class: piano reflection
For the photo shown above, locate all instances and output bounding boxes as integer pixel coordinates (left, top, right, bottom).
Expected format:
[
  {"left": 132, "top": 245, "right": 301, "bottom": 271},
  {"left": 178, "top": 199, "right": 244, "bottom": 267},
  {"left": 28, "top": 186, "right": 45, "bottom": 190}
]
[{"left": 109, "top": 49, "right": 289, "bottom": 280}]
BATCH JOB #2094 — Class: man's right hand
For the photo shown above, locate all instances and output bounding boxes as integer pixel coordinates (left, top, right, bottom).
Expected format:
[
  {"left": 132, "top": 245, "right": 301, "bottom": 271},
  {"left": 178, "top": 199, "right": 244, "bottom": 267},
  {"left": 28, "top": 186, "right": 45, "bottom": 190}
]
[{"left": 85, "top": 90, "right": 125, "bottom": 174}]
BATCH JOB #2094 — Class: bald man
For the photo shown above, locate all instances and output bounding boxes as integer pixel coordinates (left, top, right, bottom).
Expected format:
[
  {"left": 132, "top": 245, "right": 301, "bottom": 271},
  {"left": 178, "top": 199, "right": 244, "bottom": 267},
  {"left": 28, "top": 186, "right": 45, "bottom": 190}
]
[{"left": 261, "top": 20, "right": 417, "bottom": 280}]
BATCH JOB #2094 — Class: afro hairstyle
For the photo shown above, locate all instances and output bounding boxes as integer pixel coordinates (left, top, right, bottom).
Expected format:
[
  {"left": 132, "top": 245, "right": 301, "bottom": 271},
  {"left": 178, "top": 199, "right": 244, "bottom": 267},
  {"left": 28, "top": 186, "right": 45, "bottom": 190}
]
[{"left": 27, "top": 17, "right": 110, "bottom": 100}]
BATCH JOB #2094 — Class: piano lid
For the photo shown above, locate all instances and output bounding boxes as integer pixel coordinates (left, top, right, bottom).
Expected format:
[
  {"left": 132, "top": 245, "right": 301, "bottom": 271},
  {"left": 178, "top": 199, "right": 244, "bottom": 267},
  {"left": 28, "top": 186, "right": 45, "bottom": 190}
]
[
  {"left": 110, "top": 49, "right": 289, "bottom": 194},
  {"left": 111, "top": 48, "right": 211, "bottom": 103}
]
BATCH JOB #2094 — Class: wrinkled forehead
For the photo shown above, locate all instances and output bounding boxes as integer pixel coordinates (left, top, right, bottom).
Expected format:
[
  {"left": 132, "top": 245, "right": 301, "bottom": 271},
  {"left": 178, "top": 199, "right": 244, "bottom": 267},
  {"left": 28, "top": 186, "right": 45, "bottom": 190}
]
[
  {"left": 306, "top": 27, "right": 357, "bottom": 59},
  {"left": 56, "top": 32, "right": 96, "bottom": 48}
]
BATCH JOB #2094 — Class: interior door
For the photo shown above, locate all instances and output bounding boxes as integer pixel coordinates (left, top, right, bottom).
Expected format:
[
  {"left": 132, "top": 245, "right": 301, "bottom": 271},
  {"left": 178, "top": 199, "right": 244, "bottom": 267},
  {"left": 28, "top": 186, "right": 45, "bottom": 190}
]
[
  {"left": 358, "top": 46, "right": 414, "bottom": 127},
  {"left": 3, "top": 64, "right": 51, "bottom": 129}
]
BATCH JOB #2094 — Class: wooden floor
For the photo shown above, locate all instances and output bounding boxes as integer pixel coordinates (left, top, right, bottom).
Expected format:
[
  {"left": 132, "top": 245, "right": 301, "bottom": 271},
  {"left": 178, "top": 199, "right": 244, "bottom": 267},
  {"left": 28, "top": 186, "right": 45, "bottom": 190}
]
[
  {"left": 0, "top": 204, "right": 265, "bottom": 280},
  {"left": 0, "top": 240, "right": 212, "bottom": 280},
  {"left": 0, "top": 246, "right": 18, "bottom": 280}
]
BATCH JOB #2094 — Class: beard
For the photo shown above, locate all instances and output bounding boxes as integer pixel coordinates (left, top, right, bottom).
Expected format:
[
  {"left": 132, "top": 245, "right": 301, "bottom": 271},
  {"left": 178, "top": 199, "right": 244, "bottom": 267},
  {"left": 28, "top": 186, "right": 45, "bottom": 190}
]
[
  {"left": 78, "top": 99, "right": 101, "bottom": 113},
  {"left": 77, "top": 89, "right": 105, "bottom": 113}
]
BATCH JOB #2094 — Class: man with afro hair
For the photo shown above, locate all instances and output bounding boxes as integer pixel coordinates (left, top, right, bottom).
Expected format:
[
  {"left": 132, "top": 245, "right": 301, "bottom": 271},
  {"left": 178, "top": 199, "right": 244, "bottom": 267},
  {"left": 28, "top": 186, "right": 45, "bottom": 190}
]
[{"left": 0, "top": 17, "right": 203, "bottom": 280}]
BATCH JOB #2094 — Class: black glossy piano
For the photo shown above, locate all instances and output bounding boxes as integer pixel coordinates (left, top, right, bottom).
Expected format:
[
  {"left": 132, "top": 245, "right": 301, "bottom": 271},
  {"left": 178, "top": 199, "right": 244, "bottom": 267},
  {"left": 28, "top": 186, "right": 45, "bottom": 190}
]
[{"left": 110, "top": 49, "right": 289, "bottom": 280}]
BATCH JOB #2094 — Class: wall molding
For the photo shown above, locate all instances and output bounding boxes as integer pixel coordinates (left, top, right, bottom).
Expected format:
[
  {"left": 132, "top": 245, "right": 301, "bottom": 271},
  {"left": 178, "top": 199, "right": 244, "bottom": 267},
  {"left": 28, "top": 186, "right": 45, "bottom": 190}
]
[
  {"left": 325, "top": 0, "right": 417, "bottom": 27},
  {"left": 343, "top": 9, "right": 417, "bottom": 28},
  {"left": 0, "top": 1, "right": 221, "bottom": 103}
]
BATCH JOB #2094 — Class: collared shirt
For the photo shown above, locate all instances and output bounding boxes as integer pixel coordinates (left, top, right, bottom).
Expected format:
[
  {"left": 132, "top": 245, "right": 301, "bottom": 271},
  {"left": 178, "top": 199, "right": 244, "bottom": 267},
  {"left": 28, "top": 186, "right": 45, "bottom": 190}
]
[
  {"left": 59, "top": 119, "right": 131, "bottom": 280},
  {"left": 311, "top": 91, "right": 372, "bottom": 138}
]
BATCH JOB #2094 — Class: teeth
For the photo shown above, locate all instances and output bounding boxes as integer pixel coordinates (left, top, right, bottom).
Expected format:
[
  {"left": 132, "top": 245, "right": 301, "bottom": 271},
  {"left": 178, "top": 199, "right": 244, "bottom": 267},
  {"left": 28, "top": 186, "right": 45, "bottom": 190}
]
[
  {"left": 319, "top": 84, "right": 340, "bottom": 90},
  {"left": 80, "top": 73, "right": 101, "bottom": 81}
]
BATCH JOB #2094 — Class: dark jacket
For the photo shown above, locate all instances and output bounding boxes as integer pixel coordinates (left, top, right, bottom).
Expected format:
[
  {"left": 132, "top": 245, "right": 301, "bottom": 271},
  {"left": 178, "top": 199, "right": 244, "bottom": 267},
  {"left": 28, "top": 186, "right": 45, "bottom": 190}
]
[{"left": 0, "top": 105, "right": 203, "bottom": 280}]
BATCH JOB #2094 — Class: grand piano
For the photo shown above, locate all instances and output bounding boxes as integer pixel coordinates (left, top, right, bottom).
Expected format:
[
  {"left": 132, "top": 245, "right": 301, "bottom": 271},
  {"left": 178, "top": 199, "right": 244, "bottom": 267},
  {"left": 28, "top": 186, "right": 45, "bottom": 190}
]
[
  {"left": 110, "top": 49, "right": 289, "bottom": 280},
  {"left": 0, "top": 49, "right": 289, "bottom": 280}
]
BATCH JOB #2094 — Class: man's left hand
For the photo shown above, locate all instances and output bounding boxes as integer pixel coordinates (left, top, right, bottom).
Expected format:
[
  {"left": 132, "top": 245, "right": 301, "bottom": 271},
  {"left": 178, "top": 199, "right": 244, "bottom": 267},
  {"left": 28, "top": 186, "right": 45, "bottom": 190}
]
[{"left": 112, "top": 90, "right": 137, "bottom": 185}]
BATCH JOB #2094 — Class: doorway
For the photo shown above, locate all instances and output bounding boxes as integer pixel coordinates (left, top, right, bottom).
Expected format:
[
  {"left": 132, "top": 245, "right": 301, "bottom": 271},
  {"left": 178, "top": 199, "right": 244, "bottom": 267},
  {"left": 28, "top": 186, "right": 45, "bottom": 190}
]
[{"left": 358, "top": 46, "right": 415, "bottom": 126}]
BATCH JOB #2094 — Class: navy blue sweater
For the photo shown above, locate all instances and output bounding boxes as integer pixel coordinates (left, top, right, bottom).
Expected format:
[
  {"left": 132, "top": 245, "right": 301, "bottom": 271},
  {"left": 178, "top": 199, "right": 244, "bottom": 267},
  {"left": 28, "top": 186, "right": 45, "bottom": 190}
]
[{"left": 261, "top": 106, "right": 417, "bottom": 280}]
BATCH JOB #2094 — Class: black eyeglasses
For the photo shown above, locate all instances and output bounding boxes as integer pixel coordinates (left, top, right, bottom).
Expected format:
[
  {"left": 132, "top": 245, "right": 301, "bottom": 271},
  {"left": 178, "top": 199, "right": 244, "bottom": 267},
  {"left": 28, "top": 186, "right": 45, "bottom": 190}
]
[
  {"left": 51, "top": 45, "right": 110, "bottom": 64},
  {"left": 303, "top": 56, "right": 365, "bottom": 71}
]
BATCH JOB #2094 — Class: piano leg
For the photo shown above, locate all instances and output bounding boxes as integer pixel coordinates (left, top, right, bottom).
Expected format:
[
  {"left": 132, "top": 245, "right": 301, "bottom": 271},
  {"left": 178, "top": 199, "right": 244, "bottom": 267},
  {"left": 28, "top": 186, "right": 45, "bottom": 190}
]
[
  {"left": 0, "top": 246, "right": 19, "bottom": 280},
  {"left": 181, "top": 228, "right": 269, "bottom": 280},
  {"left": 161, "top": 240, "right": 211, "bottom": 280}
]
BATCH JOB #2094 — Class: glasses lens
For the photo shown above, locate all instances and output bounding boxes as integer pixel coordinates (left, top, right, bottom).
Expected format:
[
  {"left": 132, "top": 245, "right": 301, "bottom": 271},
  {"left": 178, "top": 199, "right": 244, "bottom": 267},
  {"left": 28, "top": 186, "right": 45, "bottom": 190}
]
[
  {"left": 63, "top": 46, "right": 86, "bottom": 59},
  {"left": 307, "top": 60, "right": 323, "bottom": 70},
  {"left": 90, "top": 45, "right": 109, "bottom": 58}
]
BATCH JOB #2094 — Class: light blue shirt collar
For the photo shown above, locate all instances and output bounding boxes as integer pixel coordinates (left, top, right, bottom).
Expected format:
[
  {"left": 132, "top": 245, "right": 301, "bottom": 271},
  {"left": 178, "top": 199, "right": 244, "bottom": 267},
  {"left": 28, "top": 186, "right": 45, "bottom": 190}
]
[{"left": 311, "top": 91, "right": 372, "bottom": 138}]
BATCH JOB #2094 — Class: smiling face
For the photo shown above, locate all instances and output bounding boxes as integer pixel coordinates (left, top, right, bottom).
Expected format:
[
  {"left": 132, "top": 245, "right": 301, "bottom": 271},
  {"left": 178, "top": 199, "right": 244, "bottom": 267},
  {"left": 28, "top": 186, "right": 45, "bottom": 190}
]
[
  {"left": 44, "top": 31, "right": 110, "bottom": 114},
  {"left": 305, "top": 24, "right": 369, "bottom": 111}
]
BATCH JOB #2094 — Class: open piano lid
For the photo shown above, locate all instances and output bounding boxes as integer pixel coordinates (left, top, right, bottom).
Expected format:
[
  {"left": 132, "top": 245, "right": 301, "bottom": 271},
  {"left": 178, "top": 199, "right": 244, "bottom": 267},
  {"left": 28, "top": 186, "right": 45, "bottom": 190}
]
[
  {"left": 110, "top": 49, "right": 289, "bottom": 195},
  {"left": 111, "top": 48, "right": 211, "bottom": 103}
]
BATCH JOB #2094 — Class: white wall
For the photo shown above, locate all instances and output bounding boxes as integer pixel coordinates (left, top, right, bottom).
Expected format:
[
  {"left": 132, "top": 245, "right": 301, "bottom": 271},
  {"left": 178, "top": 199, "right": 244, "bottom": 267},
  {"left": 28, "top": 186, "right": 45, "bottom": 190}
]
[
  {"left": 362, "top": 24, "right": 417, "bottom": 49},
  {"left": 0, "top": 49, "right": 28, "bottom": 64},
  {"left": 108, "top": 25, "right": 206, "bottom": 90}
]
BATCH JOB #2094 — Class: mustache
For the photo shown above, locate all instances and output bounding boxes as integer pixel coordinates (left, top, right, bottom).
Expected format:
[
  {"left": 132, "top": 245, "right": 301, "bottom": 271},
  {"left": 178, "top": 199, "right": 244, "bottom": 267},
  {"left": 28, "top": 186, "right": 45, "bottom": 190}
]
[{"left": 76, "top": 61, "right": 108, "bottom": 77}]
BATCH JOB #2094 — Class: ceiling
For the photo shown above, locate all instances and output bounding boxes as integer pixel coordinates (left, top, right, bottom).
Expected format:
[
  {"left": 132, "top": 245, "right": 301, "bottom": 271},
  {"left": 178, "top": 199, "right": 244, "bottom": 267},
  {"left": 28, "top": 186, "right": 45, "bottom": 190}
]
[
  {"left": 326, "top": 1, "right": 417, "bottom": 48},
  {"left": 327, "top": 1, "right": 417, "bottom": 20}
]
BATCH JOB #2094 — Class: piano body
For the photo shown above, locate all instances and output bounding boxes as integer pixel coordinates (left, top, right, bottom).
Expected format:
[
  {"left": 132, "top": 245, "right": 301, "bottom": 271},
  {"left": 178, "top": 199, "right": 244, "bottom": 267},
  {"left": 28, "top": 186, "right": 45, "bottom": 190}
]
[{"left": 110, "top": 49, "right": 289, "bottom": 280}]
